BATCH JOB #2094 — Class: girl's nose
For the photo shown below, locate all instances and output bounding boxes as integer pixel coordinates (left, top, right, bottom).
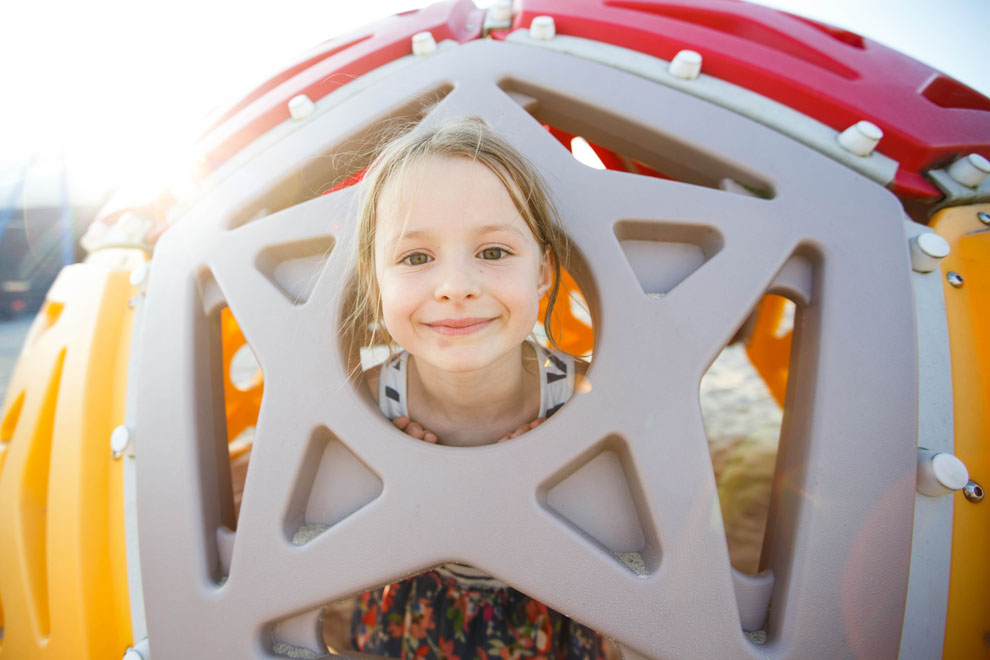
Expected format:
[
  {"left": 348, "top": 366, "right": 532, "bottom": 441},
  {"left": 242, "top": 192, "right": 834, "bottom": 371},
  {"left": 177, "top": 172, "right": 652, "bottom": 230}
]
[{"left": 433, "top": 258, "right": 481, "bottom": 302}]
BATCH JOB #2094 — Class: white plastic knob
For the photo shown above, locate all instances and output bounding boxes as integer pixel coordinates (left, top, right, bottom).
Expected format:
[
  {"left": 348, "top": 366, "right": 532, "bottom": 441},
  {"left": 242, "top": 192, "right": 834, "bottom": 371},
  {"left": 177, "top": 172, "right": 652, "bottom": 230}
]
[
  {"left": 85, "top": 220, "right": 108, "bottom": 241},
  {"left": 490, "top": 0, "right": 512, "bottom": 22},
  {"left": 411, "top": 31, "right": 437, "bottom": 56},
  {"left": 947, "top": 153, "right": 990, "bottom": 188},
  {"left": 530, "top": 16, "right": 556, "bottom": 40},
  {"left": 129, "top": 262, "right": 150, "bottom": 290},
  {"left": 288, "top": 94, "right": 315, "bottom": 120},
  {"left": 909, "top": 233, "right": 950, "bottom": 273},
  {"left": 111, "top": 425, "right": 132, "bottom": 458},
  {"left": 668, "top": 50, "right": 702, "bottom": 80},
  {"left": 917, "top": 448, "right": 969, "bottom": 497},
  {"left": 837, "top": 120, "right": 883, "bottom": 157}
]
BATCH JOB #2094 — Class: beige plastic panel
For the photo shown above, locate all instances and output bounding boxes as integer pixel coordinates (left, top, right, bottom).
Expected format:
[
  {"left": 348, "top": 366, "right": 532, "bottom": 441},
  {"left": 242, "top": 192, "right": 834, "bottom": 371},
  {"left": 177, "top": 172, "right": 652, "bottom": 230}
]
[{"left": 134, "top": 40, "right": 917, "bottom": 658}]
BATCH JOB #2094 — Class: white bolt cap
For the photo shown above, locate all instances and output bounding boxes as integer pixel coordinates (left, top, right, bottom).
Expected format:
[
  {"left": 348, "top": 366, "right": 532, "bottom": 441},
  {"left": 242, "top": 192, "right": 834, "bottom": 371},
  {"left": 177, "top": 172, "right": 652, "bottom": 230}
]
[
  {"left": 668, "top": 50, "right": 702, "bottom": 80},
  {"left": 917, "top": 448, "right": 969, "bottom": 497},
  {"left": 837, "top": 120, "right": 882, "bottom": 157},
  {"left": 490, "top": 0, "right": 512, "bottom": 22},
  {"left": 947, "top": 153, "right": 990, "bottom": 188},
  {"left": 288, "top": 94, "right": 315, "bottom": 120},
  {"left": 121, "top": 212, "right": 144, "bottom": 238},
  {"left": 129, "top": 262, "right": 150, "bottom": 290},
  {"left": 123, "top": 649, "right": 144, "bottom": 660},
  {"left": 909, "top": 232, "right": 950, "bottom": 273},
  {"left": 530, "top": 16, "right": 555, "bottom": 40},
  {"left": 111, "top": 425, "right": 131, "bottom": 458},
  {"left": 411, "top": 31, "right": 437, "bottom": 56},
  {"left": 84, "top": 220, "right": 108, "bottom": 241}
]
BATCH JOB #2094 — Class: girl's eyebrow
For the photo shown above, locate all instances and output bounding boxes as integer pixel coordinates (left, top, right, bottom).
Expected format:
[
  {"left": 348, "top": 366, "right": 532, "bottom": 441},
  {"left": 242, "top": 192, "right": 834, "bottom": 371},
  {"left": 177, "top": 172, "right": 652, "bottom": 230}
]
[
  {"left": 384, "top": 229, "right": 433, "bottom": 251},
  {"left": 385, "top": 223, "right": 525, "bottom": 250},
  {"left": 476, "top": 223, "right": 526, "bottom": 238}
]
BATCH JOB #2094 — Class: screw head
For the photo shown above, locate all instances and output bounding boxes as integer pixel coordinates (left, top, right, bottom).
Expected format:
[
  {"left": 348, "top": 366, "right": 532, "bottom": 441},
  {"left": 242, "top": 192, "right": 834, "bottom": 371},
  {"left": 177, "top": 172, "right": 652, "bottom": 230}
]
[
  {"left": 964, "top": 480, "right": 984, "bottom": 502},
  {"left": 947, "top": 272, "right": 964, "bottom": 288},
  {"left": 978, "top": 211, "right": 990, "bottom": 225}
]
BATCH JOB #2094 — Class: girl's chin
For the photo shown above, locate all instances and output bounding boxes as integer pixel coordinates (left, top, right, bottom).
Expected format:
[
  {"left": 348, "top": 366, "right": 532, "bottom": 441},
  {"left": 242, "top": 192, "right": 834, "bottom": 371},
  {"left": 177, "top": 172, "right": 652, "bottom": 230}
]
[{"left": 412, "top": 343, "right": 525, "bottom": 374}]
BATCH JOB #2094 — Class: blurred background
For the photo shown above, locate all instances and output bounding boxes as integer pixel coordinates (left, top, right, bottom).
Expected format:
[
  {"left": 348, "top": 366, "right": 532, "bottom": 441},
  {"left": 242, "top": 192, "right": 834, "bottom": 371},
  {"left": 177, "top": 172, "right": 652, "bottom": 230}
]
[{"left": 0, "top": 0, "right": 987, "bottom": 395}]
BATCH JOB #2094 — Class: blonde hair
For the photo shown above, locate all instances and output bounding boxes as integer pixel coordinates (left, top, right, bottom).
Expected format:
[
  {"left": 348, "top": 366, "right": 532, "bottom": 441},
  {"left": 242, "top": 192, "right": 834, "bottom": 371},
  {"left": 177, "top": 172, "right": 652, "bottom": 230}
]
[{"left": 340, "top": 116, "right": 569, "bottom": 365}]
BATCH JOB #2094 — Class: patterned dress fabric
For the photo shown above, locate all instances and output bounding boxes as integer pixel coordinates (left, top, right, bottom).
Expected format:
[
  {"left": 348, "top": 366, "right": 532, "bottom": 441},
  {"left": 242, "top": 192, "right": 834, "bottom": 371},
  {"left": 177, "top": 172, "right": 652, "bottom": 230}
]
[{"left": 352, "top": 343, "right": 604, "bottom": 659}]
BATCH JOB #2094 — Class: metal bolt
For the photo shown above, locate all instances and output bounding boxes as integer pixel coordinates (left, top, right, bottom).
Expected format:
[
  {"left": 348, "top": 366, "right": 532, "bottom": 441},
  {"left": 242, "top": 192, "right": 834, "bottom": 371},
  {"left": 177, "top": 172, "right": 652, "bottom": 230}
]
[
  {"left": 947, "top": 272, "right": 964, "bottom": 288},
  {"left": 963, "top": 480, "right": 984, "bottom": 502},
  {"left": 128, "top": 296, "right": 137, "bottom": 308},
  {"left": 111, "top": 425, "right": 131, "bottom": 459},
  {"left": 978, "top": 211, "right": 990, "bottom": 226}
]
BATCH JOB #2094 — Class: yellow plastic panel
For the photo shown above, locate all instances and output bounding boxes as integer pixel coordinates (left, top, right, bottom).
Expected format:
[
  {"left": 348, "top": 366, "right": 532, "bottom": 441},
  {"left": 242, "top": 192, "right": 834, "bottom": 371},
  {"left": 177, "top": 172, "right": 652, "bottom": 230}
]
[
  {"left": 0, "top": 249, "right": 141, "bottom": 659},
  {"left": 932, "top": 204, "right": 990, "bottom": 659}
]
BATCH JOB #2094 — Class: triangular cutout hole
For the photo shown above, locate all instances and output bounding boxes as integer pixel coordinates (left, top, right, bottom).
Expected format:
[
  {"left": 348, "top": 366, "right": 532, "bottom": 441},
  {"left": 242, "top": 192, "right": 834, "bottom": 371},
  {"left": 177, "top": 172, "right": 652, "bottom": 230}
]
[
  {"left": 256, "top": 236, "right": 335, "bottom": 306},
  {"left": 287, "top": 427, "right": 383, "bottom": 545},
  {"left": 615, "top": 220, "right": 723, "bottom": 297},
  {"left": 543, "top": 436, "right": 658, "bottom": 576}
]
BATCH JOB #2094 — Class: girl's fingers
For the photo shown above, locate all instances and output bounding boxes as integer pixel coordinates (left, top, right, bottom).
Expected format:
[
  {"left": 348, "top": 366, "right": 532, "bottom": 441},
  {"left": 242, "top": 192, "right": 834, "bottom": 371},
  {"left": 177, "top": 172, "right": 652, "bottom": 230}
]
[
  {"left": 529, "top": 418, "right": 545, "bottom": 429},
  {"left": 392, "top": 416, "right": 437, "bottom": 443}
]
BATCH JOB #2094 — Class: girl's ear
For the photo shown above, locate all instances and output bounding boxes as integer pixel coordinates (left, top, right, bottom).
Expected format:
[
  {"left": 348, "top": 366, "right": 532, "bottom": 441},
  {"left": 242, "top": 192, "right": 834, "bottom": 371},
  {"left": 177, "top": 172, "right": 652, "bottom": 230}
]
[{"left": 537, "top": 248, "right": 554, "bottom": 298}]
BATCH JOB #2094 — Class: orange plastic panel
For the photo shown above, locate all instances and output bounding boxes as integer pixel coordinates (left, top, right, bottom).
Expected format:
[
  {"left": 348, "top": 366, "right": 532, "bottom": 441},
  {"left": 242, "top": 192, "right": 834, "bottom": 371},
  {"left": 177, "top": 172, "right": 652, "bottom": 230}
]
[
  {"left": 745, "top": 294, "right": 792, "bottom": 407},
  {"left": 221, "top": 307, "right": 264, "bottom": 451},
  {"left": 0, "top": 250, "right": 140, "bottom": 659},
  {"left": 932, "top": 204, "right": 990, "bottom": 659},
  {"left": 540, "top": 269, "right": 594, "bottom": 357}
]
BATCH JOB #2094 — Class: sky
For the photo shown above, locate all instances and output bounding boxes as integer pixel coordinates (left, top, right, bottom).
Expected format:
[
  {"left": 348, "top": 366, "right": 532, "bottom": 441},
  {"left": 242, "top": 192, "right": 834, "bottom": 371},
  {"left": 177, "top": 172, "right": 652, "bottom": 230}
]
[{"left": 1, "top": 0, "right": 987, "bottom": 208}]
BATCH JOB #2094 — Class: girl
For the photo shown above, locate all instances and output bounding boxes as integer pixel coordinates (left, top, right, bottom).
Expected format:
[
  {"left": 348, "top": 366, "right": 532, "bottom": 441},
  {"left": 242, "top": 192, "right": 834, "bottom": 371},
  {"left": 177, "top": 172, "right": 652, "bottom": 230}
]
[{"left": 343, "top": 117, "right": 602, "bottom": 659}]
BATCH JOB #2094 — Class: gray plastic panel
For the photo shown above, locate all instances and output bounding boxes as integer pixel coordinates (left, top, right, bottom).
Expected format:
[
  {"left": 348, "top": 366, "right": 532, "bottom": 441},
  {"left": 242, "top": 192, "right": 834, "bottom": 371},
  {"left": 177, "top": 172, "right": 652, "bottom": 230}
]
[{"left": 134, "top": 39, "right": 917, "bottom": 658}]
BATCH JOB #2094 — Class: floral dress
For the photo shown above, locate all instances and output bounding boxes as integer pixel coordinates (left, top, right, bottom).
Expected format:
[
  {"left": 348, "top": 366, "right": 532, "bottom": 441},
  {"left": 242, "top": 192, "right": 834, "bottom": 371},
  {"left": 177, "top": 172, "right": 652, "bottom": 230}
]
[
  {"left": 352, "top": 344, "right": 604, "bottom": 660},
  {"left": 351, "top": 571, "right": 605, "bottom": 660}
]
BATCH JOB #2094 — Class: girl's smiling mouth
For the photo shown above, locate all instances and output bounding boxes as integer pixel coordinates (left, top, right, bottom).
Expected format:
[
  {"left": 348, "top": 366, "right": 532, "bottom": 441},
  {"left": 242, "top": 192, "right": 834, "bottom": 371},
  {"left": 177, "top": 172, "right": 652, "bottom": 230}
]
[{"left": 424, "top": 317, "right": 496, "bottom": 336}]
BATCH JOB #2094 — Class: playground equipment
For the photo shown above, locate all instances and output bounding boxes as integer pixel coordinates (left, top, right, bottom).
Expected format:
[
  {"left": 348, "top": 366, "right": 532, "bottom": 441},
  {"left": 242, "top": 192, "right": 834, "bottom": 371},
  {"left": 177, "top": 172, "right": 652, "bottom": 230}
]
[{"left": 1, "top": 1, "right": 988, "bottom": 658}]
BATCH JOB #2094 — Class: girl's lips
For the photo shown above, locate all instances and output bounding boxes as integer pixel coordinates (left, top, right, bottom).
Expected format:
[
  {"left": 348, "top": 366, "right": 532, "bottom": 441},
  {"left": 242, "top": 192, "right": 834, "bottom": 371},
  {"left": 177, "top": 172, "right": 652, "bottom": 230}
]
[{"left": 424, "top": 318, "right": 494, "bottom": 336}]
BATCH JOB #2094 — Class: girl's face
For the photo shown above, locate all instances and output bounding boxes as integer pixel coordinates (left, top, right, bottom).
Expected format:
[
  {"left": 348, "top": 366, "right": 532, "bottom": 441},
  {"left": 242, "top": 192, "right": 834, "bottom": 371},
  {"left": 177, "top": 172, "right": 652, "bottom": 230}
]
[{"left": 374, "top": 155, "right": 552, "bottom": 374}]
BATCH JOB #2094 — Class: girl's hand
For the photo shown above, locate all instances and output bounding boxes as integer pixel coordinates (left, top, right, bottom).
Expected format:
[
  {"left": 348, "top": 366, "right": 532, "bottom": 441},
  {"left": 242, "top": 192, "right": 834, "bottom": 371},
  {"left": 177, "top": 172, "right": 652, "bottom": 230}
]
[
  {"left": 392, "top": 416, "right": 438, "bottom": 444},
  {"left": 497, "top": 417, "right": 545, "bottom": 443}
]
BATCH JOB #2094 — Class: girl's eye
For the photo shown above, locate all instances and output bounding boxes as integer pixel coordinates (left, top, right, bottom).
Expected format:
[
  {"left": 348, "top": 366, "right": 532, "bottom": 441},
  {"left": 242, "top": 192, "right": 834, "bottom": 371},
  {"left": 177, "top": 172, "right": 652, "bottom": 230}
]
[
  {"left": 402, "top": 253, "right": 432, "bottom": 266},
  {"left": 479, "top": 247, "right": 508, "bottom": 260}
]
